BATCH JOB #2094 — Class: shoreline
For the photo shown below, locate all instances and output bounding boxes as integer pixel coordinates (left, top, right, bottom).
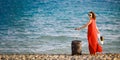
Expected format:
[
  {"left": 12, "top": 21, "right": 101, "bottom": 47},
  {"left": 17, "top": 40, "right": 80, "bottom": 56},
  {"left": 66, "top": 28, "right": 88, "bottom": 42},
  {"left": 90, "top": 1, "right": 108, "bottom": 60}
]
[{"left": 0, "top": 53, "right": 120, "bottom": 60}]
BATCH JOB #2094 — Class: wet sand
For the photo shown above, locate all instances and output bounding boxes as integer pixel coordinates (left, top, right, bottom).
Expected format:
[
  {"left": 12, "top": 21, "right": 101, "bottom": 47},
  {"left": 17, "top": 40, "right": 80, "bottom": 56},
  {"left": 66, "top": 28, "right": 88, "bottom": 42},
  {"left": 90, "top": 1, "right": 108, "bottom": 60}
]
[{"left": 0, "top": 53, "right": 120, "bottom": 60}]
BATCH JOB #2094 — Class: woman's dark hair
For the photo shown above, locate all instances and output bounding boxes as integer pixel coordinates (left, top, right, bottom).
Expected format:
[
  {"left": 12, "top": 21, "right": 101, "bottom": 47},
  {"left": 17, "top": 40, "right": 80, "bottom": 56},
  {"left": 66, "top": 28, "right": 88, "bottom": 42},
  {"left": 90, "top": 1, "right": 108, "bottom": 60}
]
[{"left": 89, "top": 11, "right": 96, "bottom": 20}]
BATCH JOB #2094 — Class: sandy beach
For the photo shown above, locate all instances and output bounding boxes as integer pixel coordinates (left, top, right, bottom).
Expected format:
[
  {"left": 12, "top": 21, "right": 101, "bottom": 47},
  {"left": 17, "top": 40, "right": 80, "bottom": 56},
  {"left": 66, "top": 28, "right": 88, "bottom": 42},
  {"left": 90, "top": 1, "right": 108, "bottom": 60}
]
[{"left": 0, "top": 53, "right": 120, "bottom": 60}]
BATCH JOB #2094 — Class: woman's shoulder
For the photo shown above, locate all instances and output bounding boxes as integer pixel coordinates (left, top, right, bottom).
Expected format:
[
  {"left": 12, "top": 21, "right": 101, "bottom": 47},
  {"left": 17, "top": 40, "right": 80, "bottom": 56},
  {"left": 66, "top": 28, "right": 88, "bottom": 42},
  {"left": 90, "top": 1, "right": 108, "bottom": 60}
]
[{"left": 90, "top": 18, "right": 95, "bottom": 20}]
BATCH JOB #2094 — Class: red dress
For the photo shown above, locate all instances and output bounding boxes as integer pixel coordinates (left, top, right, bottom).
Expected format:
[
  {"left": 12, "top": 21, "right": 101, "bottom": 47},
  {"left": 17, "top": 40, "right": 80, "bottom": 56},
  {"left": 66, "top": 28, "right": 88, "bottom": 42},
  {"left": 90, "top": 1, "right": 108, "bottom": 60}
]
[{"left": 87, "top": 19, "right": 102, "bottom": 54}]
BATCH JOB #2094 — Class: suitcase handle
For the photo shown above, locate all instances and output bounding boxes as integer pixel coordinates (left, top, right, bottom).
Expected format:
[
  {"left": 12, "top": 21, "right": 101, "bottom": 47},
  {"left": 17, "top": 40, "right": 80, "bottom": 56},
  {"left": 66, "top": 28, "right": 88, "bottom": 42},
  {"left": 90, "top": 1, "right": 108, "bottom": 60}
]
[{"left": 74, "top": 31, "right": 80, "bottom": 40}]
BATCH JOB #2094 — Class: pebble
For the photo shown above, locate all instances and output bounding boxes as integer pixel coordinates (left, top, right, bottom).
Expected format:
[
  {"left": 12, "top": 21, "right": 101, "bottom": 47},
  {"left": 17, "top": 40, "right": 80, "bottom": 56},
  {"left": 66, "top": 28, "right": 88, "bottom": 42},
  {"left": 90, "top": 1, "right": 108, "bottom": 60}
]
[{"left": 0, "top": 54, "right": 119, "bottom": 60}]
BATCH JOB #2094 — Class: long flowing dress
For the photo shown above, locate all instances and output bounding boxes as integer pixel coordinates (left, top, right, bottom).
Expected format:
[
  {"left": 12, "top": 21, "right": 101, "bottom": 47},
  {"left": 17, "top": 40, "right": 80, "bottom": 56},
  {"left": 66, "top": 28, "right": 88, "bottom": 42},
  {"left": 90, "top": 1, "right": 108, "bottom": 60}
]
[{"left": 87, "top": 19, "right": 102, "bottom": 54}]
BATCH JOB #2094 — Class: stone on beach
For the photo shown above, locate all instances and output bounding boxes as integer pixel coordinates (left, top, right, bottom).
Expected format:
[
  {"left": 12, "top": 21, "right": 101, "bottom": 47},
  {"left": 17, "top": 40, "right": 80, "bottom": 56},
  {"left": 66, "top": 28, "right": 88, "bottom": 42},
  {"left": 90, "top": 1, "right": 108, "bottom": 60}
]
[{"left": 0, "top": 53, "right": 120, "bottom": 60}]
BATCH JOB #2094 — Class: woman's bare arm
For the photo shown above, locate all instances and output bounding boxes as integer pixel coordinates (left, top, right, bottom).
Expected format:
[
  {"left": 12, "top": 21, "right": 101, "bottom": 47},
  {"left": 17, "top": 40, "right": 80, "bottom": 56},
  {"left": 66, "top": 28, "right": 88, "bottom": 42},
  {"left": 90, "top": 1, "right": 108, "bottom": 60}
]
[
  {"left": 96, "top": 26, "right": 100, "bottom": 34},
  {"left": 75, "top": 20, "right": 92, "bottom": 30}
]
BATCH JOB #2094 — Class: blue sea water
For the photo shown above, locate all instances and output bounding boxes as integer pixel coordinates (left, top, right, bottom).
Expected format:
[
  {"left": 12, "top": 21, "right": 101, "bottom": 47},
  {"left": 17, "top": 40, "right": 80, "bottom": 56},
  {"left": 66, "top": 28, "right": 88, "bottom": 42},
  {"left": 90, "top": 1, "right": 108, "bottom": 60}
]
[{"left": 0, "top": 0, "right": 120, "bottom": 54}]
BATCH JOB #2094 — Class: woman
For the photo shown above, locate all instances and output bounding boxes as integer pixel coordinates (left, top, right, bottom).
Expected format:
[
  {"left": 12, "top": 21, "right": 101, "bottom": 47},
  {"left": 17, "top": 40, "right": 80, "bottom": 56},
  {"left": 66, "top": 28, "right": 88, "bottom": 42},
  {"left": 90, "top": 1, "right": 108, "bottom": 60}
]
[{"left": 75, "top": 11, "right": 102, "bottom": 55}]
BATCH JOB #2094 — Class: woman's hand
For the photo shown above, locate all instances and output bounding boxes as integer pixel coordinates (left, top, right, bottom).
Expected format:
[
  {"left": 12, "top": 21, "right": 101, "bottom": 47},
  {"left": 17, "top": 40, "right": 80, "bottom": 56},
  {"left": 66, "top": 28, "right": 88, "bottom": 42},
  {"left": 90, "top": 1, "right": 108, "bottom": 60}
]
[{"left": 75, "top": 28, "right": 81, "bottom": 30}]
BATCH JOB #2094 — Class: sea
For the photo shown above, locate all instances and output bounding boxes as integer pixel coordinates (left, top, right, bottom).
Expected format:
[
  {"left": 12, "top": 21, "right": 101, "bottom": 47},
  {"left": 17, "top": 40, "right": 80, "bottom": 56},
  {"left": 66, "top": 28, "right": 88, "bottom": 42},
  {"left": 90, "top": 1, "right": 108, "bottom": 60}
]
[{"left": 0, "top": 0, "right": 120, "bottom": 54}]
